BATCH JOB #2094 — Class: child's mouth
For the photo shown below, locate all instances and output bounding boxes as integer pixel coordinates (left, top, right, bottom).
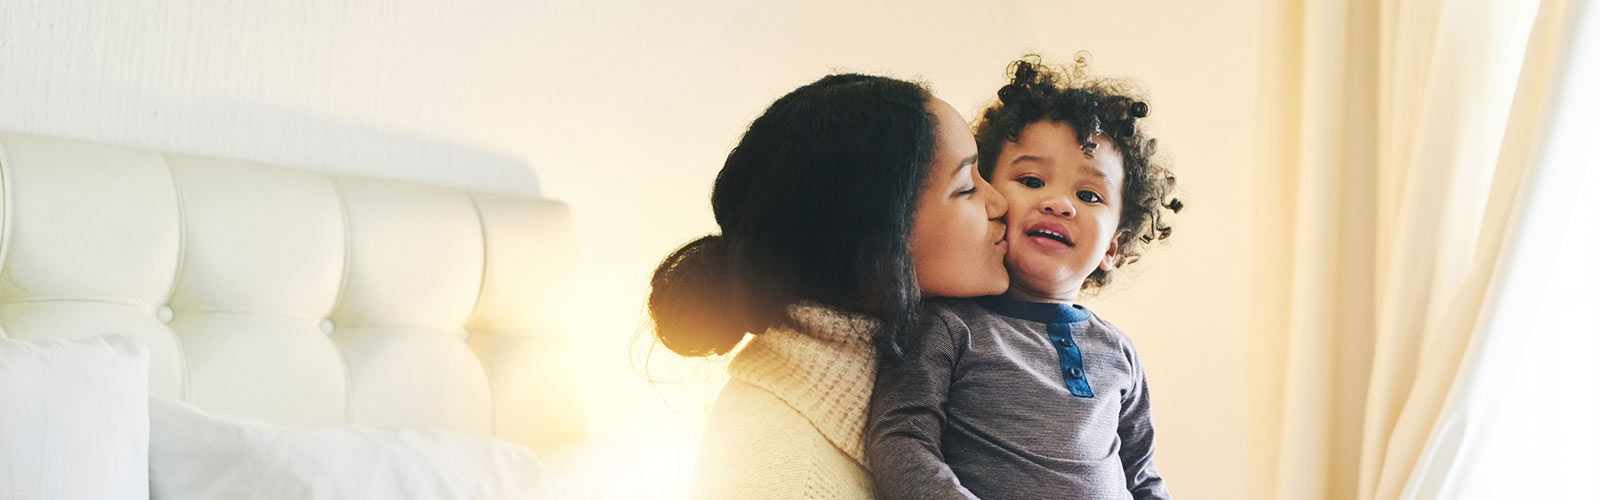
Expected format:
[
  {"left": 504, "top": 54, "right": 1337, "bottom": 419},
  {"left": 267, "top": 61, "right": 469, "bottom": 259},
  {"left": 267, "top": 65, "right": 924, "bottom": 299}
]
[{"left": 1023, "top": 225, "right": 1074, "bottom": 247}]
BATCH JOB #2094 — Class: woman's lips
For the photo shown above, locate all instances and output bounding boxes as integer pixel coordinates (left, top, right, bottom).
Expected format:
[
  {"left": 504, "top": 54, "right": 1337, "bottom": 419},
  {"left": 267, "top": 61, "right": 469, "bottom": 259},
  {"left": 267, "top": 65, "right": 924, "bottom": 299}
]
[
  {"left": 990, "top": 221, "right": 1008, "bottom": 246},
  {"left": 987, "top": 223, "right": 1009, "bottom": 257}
]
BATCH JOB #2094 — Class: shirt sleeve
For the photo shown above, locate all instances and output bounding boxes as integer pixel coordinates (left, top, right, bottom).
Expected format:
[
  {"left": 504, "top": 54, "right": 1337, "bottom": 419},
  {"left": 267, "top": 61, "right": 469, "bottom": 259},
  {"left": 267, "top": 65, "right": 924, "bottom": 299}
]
[
  {"left": 866, "top": 306, "right": 981, "bottom": 500},
  {"left": 1119, "top": 343, "right": 1172, "bottom": 500}
]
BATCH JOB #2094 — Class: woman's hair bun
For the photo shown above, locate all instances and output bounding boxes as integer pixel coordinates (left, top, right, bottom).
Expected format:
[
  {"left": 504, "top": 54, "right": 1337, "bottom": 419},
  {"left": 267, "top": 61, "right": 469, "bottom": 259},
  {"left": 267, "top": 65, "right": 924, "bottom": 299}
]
[{"left": 647, "top": 235, "right": 754, "bottom": 357}]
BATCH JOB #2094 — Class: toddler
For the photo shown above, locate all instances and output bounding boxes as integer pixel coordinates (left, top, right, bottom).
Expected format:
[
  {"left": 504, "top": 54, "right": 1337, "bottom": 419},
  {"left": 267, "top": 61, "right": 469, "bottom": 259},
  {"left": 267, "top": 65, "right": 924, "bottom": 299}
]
[{"left": 868, "top": 56, "right": 1182, "bottom": 500}]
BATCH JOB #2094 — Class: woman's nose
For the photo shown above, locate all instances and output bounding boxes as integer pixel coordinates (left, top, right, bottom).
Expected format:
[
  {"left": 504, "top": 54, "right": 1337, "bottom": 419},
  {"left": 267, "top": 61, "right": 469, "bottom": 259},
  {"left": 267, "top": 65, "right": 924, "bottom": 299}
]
[{"left": 977, "top": 175, "right": 1006, "bottom": 220}]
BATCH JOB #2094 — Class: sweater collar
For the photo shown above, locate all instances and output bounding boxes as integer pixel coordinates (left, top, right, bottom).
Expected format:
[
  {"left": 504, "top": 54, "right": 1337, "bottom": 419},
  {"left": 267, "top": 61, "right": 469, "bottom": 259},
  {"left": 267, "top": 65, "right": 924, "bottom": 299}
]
[{"left": 725, "top": 301, "right": 880, "bottom": 467}]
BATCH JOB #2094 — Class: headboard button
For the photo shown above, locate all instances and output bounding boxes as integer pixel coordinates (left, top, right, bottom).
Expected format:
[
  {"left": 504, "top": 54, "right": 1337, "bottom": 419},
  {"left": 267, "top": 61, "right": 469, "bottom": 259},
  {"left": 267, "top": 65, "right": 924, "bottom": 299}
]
[
  {"left": 319, "top": 319, "right": 335, "bottom": 335},
  {"left": 157, "top": 305, "right": 174, "bottom": 323}
]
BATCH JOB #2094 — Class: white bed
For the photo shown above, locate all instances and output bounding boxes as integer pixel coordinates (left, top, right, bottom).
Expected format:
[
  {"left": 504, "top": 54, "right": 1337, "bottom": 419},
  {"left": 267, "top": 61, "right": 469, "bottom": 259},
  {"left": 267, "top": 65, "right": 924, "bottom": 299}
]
[{"left": 0, "top": 131, "right": 584, "bottom": 497}]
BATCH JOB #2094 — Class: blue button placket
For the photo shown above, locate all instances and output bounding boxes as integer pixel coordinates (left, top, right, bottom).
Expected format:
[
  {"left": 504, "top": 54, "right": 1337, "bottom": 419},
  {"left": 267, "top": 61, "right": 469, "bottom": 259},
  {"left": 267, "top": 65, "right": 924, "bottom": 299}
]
[
  {"left": 1047, "top": 321, "right": 1095, "bottom": 398},
  {"left": 976, "top": 296, "right": 1097, "bottom": 399}
]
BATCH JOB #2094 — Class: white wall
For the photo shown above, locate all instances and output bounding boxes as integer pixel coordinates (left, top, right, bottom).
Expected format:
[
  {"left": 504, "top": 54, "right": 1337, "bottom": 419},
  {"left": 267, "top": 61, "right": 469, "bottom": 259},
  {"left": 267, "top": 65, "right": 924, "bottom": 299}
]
[{"left": 0, "top": 1, "right": 1291, "bottom": 498}]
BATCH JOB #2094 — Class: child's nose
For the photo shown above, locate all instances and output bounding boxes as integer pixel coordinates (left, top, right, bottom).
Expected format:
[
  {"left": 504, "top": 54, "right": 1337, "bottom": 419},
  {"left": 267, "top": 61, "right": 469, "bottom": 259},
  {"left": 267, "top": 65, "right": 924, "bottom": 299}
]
[{"left": 1041, "top": 195, "right": 1076, "bottom": 217}]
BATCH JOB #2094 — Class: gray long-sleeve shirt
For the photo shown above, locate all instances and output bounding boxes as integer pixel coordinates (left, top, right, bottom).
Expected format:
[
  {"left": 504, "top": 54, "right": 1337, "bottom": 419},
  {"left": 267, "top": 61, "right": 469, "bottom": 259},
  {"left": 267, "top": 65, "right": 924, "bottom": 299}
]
[{"left": 867, "top": 297, "right": 1169, "bottom": 500}]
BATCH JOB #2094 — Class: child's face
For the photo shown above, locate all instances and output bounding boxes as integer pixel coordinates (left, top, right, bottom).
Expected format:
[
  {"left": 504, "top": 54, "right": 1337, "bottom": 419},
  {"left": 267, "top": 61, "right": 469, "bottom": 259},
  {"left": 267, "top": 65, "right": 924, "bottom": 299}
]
[
  {"left": 990, "top": 121, "right": 1124, "bottom": 302},
  {"left": 908, "top": 98, "right": 1011, "bottom": 298}
]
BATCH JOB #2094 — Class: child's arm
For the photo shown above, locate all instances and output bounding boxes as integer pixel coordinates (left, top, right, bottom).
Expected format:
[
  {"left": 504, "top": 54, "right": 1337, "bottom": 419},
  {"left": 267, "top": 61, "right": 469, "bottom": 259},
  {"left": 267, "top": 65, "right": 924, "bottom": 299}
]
[
  {"left": 866, "top": 308, "right": 980, "bottom": 500},
  {"left": 1119, "top": 345, "right": 1172, "bottom": 500}
]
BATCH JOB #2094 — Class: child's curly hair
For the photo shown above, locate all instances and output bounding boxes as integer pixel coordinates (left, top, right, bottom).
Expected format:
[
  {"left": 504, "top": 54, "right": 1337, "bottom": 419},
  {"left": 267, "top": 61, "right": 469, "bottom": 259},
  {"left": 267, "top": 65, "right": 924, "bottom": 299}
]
[{"left": 974, "top": 54, "right": 1183, "bottom": 292}]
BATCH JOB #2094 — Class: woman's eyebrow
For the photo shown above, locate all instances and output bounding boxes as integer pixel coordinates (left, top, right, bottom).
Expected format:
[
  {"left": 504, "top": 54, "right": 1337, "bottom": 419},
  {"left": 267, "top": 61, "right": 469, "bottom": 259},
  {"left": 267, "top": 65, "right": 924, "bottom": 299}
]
[{"left": 953, "top": 154, "right": 979, "bottom": 176}]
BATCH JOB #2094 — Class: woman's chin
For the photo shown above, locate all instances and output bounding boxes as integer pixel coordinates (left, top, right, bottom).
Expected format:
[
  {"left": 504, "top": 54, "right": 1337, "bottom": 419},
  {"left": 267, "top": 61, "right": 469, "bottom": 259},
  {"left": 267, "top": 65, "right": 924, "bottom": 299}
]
[
  {"left": 982, "top": 277, "right": 1010, "bottom": 296},
  {"left": 961, "top": 275, "right": 1010, "bottom": 298}
]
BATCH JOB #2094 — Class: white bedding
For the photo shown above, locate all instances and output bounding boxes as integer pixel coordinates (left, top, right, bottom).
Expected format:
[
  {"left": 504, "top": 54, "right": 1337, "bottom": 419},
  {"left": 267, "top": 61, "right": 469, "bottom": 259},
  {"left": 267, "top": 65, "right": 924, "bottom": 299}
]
[
  {"left": 0, "top": 334, "right": 149, "bottom": 500},
  {"left": 0, "top": 131, "right": 581, "bottom": 499},
  {"left": 148, "top": 397, "right": 556, "bottom": 500},
  {"left": 0, "top": 131, "right": 584, "bottom": 453}
]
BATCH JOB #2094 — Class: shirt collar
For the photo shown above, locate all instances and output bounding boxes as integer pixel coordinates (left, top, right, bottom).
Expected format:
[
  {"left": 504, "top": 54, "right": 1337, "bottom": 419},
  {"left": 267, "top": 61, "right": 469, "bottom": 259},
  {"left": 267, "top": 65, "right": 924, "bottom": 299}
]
[{"left": 976, "top": 295, "right": 1091, "bottom": 323}]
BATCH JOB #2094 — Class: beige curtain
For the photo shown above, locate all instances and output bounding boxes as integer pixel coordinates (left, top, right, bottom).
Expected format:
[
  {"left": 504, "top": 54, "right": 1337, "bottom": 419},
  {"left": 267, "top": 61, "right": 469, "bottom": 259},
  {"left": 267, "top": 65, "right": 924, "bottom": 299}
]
[{"left": 1268, "top": 0, "right": 1594, "bottom": 498}]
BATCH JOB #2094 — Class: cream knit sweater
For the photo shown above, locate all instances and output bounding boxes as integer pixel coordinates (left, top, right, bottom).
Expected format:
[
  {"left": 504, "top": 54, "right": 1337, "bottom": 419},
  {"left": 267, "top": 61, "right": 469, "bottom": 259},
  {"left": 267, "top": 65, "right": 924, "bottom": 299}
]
[{"left": 691, "top": 302, "right": 880, "bottom": 500}]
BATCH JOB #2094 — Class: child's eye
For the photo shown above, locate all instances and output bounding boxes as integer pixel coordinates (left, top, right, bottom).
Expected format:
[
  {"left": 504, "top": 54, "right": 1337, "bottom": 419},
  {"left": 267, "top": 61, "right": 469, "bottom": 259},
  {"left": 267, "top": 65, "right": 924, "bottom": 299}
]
[
  {"left": 1077, "top": 191, "right": 1102, "bottom": 203},
  {"left": 1018, "top": 176, "right": 1044, "bottom": 189}
]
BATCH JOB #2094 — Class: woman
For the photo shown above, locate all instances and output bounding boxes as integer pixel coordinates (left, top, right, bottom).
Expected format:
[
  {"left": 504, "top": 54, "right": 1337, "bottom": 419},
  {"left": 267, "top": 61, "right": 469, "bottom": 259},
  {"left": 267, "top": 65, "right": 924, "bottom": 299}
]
[{"left": 649, "top": 73, "right": 1008, "bottom": 499}]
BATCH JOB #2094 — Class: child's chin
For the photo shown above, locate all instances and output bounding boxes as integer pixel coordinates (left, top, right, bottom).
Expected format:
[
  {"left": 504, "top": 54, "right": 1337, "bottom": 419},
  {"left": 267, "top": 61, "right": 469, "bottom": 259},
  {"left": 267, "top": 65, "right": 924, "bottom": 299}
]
[
  {"left": 1007, "top": 252, "right": 1073, "bottom": 275},
  {"left": 1005, "top": 255, "right": 1090, "bottom": 291}
]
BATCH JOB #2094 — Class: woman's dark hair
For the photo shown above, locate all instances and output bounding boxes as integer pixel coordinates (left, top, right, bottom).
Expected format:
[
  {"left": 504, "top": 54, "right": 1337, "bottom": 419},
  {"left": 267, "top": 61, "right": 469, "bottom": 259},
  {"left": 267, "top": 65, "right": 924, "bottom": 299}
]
[
  {"left": 974, "top": 54, "right": 1183, "bottom": 292},
  {"left": 648, "top": 74, "right": 937, "bottom": 357}
]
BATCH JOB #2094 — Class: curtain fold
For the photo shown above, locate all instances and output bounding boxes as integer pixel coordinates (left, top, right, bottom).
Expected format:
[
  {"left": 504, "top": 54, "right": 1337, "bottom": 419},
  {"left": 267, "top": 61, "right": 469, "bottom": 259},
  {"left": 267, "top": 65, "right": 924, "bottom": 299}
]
[
  {"left": 1270, "top": 0, "right": 1589, "bottom": 498},
  {"left": 1402, "top": 0, "right": 1600, "bottom": 497}
]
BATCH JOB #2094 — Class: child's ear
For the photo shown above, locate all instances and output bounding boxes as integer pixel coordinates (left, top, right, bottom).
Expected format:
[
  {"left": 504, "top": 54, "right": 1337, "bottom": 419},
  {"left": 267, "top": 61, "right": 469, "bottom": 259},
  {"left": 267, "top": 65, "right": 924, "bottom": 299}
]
[{"left": 1099, "top": 229, "right": 1129, "bottom": 272}]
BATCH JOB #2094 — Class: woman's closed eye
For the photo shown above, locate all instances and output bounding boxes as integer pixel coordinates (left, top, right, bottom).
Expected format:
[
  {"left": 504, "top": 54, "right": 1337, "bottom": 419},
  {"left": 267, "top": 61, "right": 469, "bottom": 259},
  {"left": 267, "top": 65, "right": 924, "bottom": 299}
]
[
  {"left": 955, "top": 185, "right": 978, "bottom": 197},
  {"left": 1076, "top": 190, "right": 1103, "bottom": 203}
]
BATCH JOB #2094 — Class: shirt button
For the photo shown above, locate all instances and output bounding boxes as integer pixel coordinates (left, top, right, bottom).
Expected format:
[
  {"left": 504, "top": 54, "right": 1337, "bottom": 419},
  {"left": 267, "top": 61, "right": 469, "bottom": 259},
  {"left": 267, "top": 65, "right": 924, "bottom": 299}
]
[
  {"left": 1068, "top": 367, "right": 1085, "bottom": 379},
  {"left": 1054, "top": 338, "right": 1070, "bottom": 346}
]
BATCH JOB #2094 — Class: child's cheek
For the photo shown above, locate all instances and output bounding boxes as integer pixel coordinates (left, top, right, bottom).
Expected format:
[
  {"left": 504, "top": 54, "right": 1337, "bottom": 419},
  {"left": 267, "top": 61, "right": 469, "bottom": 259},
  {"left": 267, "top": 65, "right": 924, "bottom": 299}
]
[{"left": 999, "top": 199, "right": 1024, "bottom": 226}]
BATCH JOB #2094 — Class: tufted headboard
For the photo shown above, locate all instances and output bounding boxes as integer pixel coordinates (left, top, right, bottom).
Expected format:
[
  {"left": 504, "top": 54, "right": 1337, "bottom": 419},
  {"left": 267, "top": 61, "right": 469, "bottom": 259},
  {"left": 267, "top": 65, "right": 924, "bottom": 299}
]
[{"left": 0, "top": 132, "right": 583, "bottom": 452}]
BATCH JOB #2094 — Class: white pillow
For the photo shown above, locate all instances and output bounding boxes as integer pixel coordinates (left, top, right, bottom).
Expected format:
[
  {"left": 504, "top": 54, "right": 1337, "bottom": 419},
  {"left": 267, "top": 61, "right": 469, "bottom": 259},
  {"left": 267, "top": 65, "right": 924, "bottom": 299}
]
[
  {"left": 148, "top": 397, "right": 557, "bottom": 500},
  {"left": 0, "top": 334, "right": 150, "bottom": 500}
]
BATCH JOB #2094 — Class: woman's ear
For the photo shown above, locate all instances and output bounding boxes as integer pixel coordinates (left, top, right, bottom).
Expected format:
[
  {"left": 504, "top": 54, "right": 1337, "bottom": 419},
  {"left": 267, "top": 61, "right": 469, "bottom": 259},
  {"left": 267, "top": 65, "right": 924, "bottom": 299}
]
[{"left": 1099, "top": 229, "right": 1130, "bottom": 272}]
